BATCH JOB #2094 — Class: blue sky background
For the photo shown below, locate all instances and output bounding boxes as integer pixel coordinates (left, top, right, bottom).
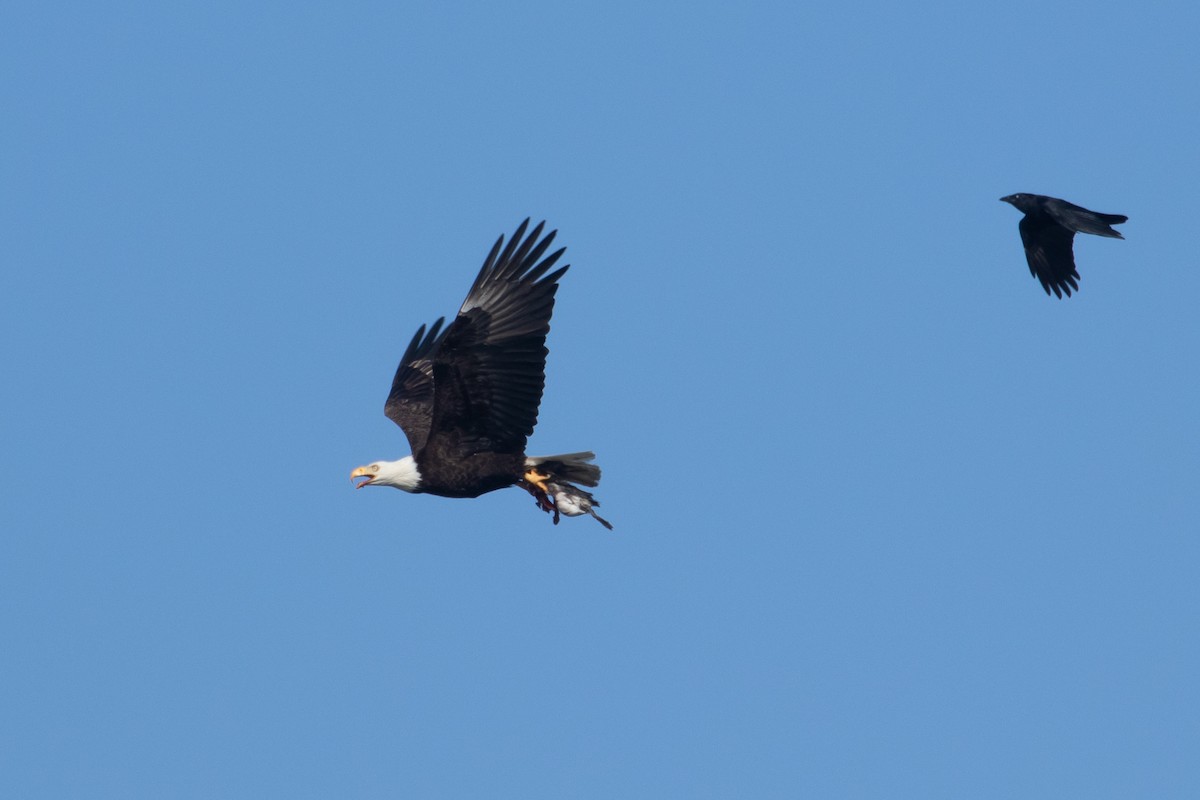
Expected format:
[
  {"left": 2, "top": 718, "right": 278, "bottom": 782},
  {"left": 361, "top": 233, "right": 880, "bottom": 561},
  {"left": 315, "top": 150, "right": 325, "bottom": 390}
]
[{"left": 3, "top": 1, "right": 1198, "bottom": 797}]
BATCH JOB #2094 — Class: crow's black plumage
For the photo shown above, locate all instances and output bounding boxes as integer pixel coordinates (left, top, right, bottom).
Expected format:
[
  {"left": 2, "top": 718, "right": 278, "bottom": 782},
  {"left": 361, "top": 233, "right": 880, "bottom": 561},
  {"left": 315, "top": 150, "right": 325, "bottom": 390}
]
[{"left": 1000, "top": 193, "right": 1127, "bottom": 298}]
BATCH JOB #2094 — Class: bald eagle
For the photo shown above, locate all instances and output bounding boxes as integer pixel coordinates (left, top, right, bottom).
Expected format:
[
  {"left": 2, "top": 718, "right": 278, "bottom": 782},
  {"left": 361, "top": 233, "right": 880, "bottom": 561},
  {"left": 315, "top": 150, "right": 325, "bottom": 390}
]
[{"left": 351, "top": 219, "right": 612, "bottom": 530}]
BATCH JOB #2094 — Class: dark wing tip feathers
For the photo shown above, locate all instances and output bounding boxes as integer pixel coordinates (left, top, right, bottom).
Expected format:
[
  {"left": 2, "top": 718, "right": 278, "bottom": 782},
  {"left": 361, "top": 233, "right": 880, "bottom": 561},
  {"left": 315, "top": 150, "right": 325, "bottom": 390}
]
[
  {"left": 399, "top": 317, "right": 446, "bottom": 365},
  {"left": 1041, "top": 273, "right": 1080, "bottom": 299},
  {"left": 454, "top": 220, "right": 571, "bottom": 335},
  {"left": 468, "top": 218, "right": 570, "bottom": 298}
]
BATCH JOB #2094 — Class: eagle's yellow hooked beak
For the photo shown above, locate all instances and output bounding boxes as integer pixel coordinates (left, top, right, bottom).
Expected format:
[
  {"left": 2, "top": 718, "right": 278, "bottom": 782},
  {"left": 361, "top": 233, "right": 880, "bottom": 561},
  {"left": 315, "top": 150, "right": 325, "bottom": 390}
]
[{"left": 350, "top": 465, "right": 376, "bottom": 489}]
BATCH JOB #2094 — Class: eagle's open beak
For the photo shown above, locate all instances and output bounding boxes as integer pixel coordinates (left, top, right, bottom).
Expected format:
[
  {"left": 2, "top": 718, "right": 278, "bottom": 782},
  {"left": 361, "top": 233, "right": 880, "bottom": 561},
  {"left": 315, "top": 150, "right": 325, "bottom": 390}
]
[{"left": 350, "top": 466, "right": 375, "bottom": 489}]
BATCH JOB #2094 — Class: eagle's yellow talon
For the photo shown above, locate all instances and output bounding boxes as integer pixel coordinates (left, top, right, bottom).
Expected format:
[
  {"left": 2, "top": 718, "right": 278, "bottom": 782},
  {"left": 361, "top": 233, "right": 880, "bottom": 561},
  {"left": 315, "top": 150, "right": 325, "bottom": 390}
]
[{"left": 524, "top": 469, "right": 552, "bottom": 493}]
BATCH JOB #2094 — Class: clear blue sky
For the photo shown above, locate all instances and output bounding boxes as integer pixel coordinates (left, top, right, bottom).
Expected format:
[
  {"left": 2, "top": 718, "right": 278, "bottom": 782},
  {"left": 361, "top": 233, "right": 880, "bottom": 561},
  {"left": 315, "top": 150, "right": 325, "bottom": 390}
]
[{"left": 3, "top": 1, "right": 1198, "bottom": 797}]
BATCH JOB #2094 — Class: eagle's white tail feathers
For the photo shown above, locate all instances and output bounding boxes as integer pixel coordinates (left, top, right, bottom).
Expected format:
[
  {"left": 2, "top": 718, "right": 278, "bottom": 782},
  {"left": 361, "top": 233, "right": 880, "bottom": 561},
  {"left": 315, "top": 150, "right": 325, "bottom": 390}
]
[{"left": 525, "top": 451, "right": 601, "bottom": 487}]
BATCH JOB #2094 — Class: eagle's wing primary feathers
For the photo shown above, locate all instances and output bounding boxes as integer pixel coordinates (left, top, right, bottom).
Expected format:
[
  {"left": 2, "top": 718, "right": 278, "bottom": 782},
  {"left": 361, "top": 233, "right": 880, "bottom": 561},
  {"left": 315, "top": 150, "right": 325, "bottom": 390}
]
[
  {"left": 384, "top": 317, "right": 447, "bottom": 454},
  {"left": 426, "top": 218, "right": 569, "bottom": 456}
]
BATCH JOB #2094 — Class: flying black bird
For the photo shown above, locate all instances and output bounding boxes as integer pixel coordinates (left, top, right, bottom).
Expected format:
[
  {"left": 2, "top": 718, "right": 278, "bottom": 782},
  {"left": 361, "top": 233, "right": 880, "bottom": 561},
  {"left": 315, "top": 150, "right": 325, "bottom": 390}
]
[
  {"left": 1000, "top": 193, "right": 1127, "bottom": 298},
  {"left": 350, "top": 219, "right": 613, "bottom": 530}
]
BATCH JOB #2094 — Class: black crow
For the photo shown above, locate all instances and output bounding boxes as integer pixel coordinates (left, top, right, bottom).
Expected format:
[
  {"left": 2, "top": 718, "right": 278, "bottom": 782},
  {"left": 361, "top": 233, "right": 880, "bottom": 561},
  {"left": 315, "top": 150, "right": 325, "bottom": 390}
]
[{"left": 1000, "top": 193, "right": 1127, "bottom": 298}]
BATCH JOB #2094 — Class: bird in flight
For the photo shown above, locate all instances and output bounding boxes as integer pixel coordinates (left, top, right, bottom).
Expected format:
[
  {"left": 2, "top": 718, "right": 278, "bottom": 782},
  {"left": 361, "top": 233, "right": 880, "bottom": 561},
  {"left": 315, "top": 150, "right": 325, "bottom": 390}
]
[
  {"left": 1000, "top": 193, "right": 1127, "bottom": 298},
  {"left": 350, "top": 219, "right": 612, "bottom": 530}
]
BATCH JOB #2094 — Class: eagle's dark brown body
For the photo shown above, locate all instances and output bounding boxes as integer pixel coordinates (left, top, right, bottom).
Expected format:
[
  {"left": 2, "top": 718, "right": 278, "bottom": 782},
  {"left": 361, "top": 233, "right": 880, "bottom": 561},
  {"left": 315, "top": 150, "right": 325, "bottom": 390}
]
[
  {"left": 352, "top": 219, "right": 612, "bottom": 528},
  {"left": 414, "top": 450, "right": 524, "bottom": 498}
]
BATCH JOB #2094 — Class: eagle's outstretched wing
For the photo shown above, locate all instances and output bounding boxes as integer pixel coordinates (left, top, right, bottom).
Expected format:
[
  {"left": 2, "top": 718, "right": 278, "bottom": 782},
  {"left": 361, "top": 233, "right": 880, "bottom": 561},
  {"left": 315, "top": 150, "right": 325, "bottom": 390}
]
[
  {"left": 384, "top": 317, "right": 446, "bottom": 454},
  {"left": 425, "top": 218, "right": 568, "bottom": 457}
]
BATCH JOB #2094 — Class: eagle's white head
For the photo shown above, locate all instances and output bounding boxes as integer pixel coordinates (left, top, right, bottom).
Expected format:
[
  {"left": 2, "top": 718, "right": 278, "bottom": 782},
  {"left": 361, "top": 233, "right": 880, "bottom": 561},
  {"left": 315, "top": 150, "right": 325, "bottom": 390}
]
[{"left": 350, "top": 456, "right": 422, "bottom": 492}]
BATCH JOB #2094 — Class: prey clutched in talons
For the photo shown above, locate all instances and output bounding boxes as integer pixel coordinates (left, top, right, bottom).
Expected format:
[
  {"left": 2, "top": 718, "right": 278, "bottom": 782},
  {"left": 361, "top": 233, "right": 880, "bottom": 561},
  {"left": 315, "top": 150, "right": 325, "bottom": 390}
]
[
  {"left": 547, "top": 481, "right": 613, "bottom": 531},
  {"left": 519, "top": 475, "right": 556, "bottom": 516},
  {"left": 518, "top": 473, "right": 615, "bottom": 530}
]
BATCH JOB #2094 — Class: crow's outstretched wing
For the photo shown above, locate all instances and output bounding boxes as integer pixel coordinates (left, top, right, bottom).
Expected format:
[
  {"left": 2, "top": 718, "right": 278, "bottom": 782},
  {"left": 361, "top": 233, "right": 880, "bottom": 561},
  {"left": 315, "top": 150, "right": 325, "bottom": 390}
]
[{"left": 1019, "top": 215, "right": 1080, "bottom": 299}]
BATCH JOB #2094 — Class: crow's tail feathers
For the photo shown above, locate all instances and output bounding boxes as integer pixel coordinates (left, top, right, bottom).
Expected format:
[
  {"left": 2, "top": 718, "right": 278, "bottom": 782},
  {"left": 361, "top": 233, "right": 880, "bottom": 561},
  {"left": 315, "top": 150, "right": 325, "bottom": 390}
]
[{"left": 1071, "top": 209, "right": 1128, "bottom": 239}]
